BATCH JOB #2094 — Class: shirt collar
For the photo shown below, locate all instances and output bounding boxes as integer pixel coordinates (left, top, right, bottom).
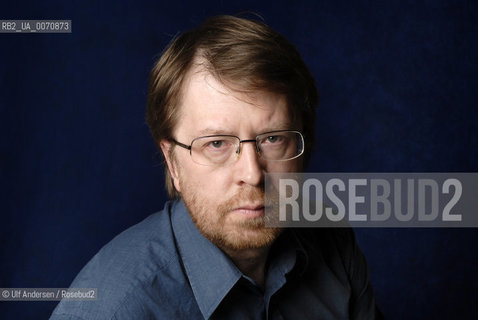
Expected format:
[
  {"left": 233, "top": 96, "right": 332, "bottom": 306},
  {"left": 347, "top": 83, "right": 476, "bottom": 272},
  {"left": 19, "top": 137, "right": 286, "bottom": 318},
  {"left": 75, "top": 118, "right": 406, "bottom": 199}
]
[
  {"left": 265, "top": 229, "right": 309, "bottom": 289},
  {"left": 171, "top": 200, "right": 242, "bottom": 320},
  {"left": 170, "top": 200, "right": 310, "bottom": 319},
  {"left": 284, "top": 229, "right": 310, "bottom": 275}
]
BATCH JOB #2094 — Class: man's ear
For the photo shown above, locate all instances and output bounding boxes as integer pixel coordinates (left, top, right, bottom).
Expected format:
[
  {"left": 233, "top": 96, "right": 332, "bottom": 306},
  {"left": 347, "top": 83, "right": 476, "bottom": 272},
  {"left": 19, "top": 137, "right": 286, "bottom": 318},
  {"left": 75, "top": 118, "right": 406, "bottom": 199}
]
[{"left": 159, "top": 139, "right": 181, "bottom": 193}]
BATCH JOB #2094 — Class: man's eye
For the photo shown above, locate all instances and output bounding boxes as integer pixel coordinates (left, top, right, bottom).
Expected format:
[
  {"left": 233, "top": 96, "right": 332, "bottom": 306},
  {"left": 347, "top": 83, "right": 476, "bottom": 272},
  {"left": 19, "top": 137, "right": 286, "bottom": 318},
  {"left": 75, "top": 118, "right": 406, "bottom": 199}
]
[
  {"left": 265, "top": 135, "right": 283, "bottom": 143},
  {"left": 207, "top": 140, "right": 226, "bottom": 148}
]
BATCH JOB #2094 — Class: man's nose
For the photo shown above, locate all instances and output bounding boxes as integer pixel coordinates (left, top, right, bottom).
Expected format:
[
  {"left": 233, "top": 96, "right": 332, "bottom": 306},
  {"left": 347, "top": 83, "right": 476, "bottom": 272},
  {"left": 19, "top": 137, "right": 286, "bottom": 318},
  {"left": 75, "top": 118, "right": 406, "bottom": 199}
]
[{"left": 233, "top": 141, "right": 264, "bottom": 187}]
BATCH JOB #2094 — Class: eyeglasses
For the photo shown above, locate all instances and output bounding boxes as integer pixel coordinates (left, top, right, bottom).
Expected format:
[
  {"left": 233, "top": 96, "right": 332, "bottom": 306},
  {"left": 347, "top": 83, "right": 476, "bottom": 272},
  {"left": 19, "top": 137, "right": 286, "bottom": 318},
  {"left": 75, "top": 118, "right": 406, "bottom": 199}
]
[{"left": 171, "top": 130, "right": 304, "bottom": 166}]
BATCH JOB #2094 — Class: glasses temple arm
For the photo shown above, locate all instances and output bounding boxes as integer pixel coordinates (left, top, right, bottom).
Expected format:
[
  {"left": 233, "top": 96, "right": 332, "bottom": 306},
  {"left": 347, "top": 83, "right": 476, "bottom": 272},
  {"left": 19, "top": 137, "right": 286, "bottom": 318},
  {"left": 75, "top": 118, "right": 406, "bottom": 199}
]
[{"left": 170, "top": 139, "right": 192, "bottom": 150}]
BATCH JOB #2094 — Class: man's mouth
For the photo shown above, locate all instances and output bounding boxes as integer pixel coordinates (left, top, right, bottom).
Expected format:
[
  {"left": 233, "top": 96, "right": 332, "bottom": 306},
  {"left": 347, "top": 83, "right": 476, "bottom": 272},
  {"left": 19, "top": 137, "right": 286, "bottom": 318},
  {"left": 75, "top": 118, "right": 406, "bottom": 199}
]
[{"left": 231, "top": 204, "right": 265, "bottom": 218}]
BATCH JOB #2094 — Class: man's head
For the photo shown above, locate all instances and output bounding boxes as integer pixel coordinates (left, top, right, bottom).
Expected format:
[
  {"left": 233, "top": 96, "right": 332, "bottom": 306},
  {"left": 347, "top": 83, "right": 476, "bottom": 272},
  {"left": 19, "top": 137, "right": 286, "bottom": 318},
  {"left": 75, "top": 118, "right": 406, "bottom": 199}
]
[{"left": 146, "top": 15, "right": 318, "bottom": 251}]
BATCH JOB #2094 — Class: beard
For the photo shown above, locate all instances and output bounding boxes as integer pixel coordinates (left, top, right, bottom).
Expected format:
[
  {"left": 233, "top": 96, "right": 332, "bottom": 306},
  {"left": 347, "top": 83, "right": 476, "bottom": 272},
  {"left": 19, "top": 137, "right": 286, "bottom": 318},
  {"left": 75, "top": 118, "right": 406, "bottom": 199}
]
[{"left": 179, "top": 178, "right": 281, "bottom": 251}]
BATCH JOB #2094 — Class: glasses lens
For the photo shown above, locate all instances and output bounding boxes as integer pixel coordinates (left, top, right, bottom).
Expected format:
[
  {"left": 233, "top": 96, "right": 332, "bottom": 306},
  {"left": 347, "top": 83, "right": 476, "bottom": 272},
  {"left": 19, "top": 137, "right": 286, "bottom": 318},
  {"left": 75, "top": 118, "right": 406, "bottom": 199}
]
[
  {"left": 257, "top": 131, "right": 304, "bottom": 161},
  {"left": 190, "top": 136, "right": 239, "bottom": 166}
]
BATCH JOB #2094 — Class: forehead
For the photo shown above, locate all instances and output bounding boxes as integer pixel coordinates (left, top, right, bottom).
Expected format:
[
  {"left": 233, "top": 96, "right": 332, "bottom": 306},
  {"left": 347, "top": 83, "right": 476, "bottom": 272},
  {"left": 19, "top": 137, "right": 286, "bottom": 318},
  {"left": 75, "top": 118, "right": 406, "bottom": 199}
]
[{"left": 175, "top": 65, "right": 293, "bottom": 137}]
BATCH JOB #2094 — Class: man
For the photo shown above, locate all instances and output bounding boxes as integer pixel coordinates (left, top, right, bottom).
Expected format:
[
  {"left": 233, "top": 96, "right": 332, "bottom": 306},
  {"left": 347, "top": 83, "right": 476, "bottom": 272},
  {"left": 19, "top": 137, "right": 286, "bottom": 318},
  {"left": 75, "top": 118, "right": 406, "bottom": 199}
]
[{"left": 51, "top": 15, "right": 380, "bottom": 319}]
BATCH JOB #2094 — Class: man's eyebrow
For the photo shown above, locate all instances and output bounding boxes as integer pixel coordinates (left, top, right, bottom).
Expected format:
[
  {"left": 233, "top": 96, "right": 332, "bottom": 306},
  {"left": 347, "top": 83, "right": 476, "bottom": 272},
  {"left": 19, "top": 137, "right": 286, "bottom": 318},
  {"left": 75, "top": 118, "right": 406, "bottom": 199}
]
[
  {"left": 194, "top": 124, "right": 296, "bottom": 137},
  {"left": 196, "top": 128, "right": 236, "bottom": 136},
  {"left": 260, "top": 123, "right": 296, "bottom": 133}
]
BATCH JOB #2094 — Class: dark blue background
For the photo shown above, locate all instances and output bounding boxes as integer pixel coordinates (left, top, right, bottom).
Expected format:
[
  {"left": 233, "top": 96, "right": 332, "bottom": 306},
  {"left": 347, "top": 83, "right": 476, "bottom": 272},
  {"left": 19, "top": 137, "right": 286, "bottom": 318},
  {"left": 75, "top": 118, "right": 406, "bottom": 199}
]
[{"left": 1, "top": 0, "right": 477, "bottom": 319}]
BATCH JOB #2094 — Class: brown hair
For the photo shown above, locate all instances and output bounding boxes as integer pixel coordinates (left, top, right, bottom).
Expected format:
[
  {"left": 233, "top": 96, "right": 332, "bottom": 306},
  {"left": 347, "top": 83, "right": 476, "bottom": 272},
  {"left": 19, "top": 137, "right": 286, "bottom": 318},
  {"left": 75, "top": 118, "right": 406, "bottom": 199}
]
[{"left": 146, "top": 15, "right": 318, "bottom": 198}]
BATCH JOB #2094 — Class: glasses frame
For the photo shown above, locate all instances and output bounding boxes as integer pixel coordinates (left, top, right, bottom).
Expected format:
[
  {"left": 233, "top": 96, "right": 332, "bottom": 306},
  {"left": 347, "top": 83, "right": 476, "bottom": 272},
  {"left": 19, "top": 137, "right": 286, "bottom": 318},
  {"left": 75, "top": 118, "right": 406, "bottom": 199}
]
[{"left": 170, "top": 129, "right": 304, "bottom": 166}]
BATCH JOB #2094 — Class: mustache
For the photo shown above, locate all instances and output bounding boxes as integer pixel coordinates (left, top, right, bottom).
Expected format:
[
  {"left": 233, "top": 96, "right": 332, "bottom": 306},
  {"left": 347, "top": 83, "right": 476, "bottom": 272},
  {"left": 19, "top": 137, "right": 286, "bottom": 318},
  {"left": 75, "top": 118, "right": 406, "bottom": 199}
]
[{"left": 217, "top": 186, "right": 265, "bottom": 214}]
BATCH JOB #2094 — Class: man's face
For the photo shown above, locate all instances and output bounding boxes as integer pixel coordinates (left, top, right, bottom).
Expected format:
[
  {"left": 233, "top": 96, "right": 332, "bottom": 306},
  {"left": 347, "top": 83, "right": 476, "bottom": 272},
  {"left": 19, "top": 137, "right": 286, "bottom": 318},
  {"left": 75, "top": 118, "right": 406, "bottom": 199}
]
[{"left": 162, "top": 66, "right": 302, "bottom": 251}]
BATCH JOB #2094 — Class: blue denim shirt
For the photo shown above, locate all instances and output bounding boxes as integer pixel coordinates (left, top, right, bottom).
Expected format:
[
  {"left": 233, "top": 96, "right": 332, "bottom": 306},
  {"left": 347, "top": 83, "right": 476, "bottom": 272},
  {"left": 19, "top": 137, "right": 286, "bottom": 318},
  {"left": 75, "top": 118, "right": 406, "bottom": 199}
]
[{"left": 50, "top": 200, "right": 377, "bottom": 319}]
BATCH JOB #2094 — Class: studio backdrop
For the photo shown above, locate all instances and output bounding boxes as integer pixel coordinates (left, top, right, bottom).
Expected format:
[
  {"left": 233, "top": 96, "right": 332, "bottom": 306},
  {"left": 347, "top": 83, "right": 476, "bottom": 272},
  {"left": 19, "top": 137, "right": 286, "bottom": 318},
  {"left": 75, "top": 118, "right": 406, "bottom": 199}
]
[{"left": 1, "top": 0, "right": 477, "bottom": 319}]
